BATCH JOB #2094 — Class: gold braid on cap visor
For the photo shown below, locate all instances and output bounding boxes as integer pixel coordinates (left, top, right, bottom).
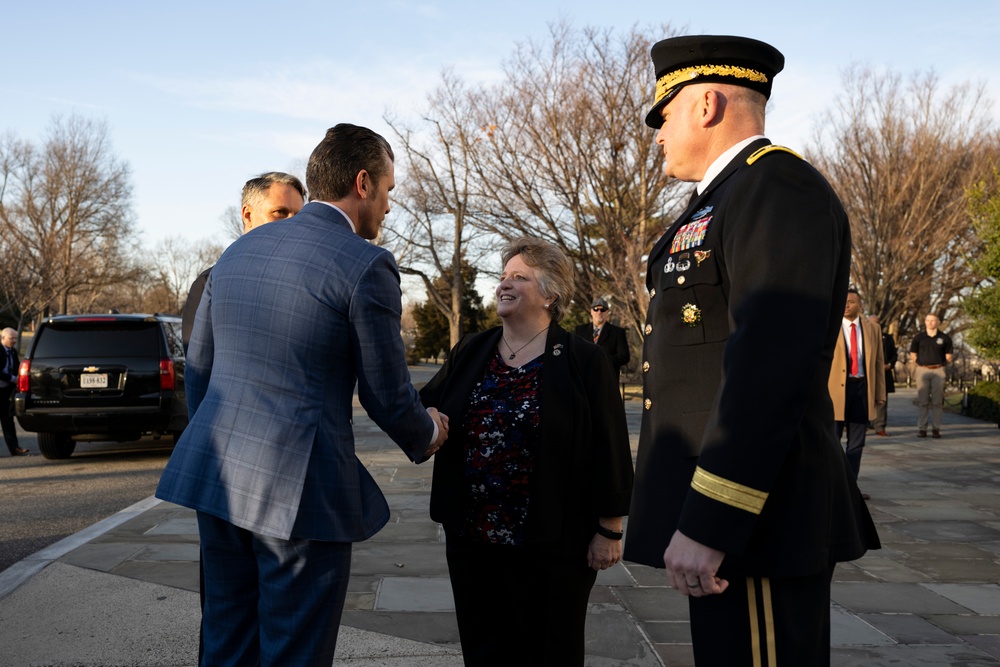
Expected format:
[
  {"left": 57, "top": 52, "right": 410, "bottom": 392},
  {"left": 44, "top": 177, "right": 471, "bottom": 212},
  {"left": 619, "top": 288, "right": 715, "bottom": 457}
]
[{"left": 654, "top": 64, "right": 769, "bottom": 107}]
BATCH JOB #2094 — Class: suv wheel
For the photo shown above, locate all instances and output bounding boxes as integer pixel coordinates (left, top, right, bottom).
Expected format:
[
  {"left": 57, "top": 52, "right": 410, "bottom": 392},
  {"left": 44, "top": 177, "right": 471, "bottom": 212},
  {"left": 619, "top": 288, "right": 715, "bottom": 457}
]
[{"left": 37, "top": 433, "right": 76, "bottom": 460}]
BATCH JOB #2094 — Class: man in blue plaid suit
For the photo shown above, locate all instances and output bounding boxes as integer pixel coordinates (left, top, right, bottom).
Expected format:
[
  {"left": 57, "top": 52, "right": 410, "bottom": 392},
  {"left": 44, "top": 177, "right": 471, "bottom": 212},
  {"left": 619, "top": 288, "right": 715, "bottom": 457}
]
[{"left": 157, "top": 123, "right": 449, "bottom": 666}]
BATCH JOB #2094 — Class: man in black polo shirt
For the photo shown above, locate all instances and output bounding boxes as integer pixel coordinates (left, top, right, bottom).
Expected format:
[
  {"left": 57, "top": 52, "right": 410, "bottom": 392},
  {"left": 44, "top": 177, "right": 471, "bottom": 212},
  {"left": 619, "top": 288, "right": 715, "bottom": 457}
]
[{"left": 909, "top": 314, "right": 953, "bottom": 438}]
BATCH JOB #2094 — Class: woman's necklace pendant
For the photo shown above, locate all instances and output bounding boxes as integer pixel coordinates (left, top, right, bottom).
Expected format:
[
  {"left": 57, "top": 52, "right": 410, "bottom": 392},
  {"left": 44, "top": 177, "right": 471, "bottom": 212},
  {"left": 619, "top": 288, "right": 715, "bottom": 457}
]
[{"left": 502, "top": 326, "right": 548, "bottom": 362}]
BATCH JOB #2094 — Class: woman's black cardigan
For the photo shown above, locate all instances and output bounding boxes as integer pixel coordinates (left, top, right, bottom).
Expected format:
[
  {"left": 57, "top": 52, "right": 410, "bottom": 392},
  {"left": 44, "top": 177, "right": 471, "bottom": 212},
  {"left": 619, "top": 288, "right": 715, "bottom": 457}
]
[{"left": 419, "top": 323, "right": 634, "bottom": 559}]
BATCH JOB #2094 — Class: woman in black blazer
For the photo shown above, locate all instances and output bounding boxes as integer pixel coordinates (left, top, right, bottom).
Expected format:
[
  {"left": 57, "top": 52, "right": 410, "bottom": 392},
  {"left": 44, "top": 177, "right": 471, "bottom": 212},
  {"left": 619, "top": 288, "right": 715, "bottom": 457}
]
[{"left": 420, "top": 238, "right": 633, "bottom": 666}]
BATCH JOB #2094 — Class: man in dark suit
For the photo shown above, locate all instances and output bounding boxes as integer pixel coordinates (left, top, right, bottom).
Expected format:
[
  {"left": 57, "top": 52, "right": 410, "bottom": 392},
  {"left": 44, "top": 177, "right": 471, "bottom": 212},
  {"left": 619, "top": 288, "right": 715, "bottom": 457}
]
[
  {"left": 574, "top": 297, "right": 630, "bottom": 377},
  {"left": 624, "top": 36, "right": 879, "bottom": 665},
  {"left": 157, "top": 124, "right": 449, "bottom": 665},
  {"left": 180, "top": 172, "right": 306, "bottom": 351},
  {"left": 870, "top": 315, "right": 897, "bottom": 436},
  {"left": 1, "top": 327, "right": 29, "bottom": 456}
]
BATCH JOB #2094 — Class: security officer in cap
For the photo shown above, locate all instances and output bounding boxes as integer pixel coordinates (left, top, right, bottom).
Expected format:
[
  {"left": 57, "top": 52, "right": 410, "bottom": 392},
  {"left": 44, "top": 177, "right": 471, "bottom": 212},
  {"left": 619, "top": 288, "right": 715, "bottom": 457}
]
[{"left": 624, "top": 35, "right": 880, "bottom": 665}]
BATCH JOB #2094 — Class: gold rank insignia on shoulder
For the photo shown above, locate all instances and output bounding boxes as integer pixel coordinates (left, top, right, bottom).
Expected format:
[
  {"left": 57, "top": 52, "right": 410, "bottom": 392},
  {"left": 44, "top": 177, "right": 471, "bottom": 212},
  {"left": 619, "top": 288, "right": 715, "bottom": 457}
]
[
  {"left": 681, "top": 303, "right": 702, "bottom": 327},
  {"left": 746, "top": 144, "right": 802, "bottom": 165}
]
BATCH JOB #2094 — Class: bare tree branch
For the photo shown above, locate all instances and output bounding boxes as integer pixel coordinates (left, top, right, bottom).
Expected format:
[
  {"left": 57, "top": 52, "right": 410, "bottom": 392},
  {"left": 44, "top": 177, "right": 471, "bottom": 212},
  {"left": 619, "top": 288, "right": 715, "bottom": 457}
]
[
  {"left": 810, "top": 67, "right": 1000, "bottom": 342},
  {"left": 0, "top": 115, "right": 140, "bottom": 322}
]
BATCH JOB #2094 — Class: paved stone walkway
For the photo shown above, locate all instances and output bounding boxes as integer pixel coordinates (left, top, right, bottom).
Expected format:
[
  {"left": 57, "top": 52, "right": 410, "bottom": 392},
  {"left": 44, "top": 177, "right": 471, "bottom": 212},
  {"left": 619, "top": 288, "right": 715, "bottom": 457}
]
[{"left": 1, "top": 374, "right": 997, "bottom": 666}]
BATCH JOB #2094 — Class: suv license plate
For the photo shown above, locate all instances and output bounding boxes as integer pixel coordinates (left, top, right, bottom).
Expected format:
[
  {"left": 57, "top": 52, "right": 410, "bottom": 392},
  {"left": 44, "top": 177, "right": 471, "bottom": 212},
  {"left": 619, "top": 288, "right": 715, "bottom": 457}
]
[{"left": 80, "top": 373, "right": 108, "bottom": 389}]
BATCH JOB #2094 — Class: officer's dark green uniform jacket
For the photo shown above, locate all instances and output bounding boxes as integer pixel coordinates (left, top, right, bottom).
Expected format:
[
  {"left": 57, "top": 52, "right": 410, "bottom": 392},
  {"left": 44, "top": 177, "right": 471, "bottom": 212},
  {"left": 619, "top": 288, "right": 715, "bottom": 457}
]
[{"left": 624, "top": 138, "right": 880, "bottom": 576}]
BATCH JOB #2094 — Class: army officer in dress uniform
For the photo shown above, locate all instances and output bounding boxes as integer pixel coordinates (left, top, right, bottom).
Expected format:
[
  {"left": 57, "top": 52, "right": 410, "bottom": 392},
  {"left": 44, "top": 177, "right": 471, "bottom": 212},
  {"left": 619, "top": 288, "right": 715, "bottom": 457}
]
[{"left": 623, "top": 35, "right": 880, "bottom": 666}]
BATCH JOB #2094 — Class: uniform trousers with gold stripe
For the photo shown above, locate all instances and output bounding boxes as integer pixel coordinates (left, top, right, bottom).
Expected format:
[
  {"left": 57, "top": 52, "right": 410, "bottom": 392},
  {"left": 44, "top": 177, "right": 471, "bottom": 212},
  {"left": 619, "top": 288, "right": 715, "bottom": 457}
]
[{"left": 689, "top": 564, "right": 836, "bottom": 667}]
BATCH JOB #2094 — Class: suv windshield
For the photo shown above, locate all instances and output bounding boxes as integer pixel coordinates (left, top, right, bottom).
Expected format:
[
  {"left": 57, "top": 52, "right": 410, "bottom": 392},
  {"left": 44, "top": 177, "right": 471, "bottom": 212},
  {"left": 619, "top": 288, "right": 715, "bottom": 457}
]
[{"left": 33, "top": 321, "right": 161, "bottom": 358}]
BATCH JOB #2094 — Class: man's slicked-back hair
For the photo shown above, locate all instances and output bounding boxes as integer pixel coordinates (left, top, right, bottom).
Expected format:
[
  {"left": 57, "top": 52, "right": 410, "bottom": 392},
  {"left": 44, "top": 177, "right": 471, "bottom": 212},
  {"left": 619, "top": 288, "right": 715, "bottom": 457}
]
[
  {"left": 306, "top": 124, "right": 394, "bottom": 202},
  {"left": 241, "top": 172, "right": 306, "bottom": 208}
]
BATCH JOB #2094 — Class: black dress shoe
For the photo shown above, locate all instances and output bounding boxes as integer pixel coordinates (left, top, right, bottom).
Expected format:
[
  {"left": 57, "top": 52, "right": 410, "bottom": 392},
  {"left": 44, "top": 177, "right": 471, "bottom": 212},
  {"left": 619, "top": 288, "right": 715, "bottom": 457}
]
[
  {"left": 861, "top": 492, "right": 871, "bottom": 500},
  {"left": 918, "top": 430, "right": 927, "bottom": 437},
  {"left": 11, "top": 448, "right": 29, "bottom": 456},
  {"left": 932, "top": 430, "right": 941, "bottom": 439}
]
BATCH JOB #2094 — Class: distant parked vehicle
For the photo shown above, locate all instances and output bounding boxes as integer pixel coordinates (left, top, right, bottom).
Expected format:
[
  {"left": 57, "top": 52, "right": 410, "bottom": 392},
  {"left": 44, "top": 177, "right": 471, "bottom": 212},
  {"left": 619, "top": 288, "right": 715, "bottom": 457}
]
[{"left": 14, "top": 313, "right": 187, "bottom": 459}]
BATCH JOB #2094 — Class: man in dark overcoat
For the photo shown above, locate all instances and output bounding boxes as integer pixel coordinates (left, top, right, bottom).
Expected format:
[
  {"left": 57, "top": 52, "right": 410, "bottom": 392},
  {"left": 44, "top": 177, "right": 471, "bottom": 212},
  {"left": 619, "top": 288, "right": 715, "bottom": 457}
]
[
  {"left": 574, "top": 297, "right": 630, "bottom": 378},
  {"left": 870, "top": 314, "right": 898, "bottom": 435},
  {"left": 624, "top": 35, "right": 880, "bottom": 666}
]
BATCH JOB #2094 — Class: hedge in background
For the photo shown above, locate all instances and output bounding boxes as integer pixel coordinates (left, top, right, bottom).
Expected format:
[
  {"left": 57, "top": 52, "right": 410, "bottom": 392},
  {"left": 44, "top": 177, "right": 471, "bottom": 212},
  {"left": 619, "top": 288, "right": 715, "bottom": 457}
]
[{"left": 966, "top": 381, "right": 1000, "bottom": 423}]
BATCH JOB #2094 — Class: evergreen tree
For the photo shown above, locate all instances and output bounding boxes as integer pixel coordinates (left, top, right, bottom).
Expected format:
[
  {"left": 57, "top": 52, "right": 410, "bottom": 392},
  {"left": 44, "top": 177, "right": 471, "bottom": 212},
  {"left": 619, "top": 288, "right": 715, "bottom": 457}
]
[
  {"left": 413, "top": 263, "right": 487, "bottom": 359},
  {"left": 966, "top": 168, "right": 1000, "bottom": 360}
]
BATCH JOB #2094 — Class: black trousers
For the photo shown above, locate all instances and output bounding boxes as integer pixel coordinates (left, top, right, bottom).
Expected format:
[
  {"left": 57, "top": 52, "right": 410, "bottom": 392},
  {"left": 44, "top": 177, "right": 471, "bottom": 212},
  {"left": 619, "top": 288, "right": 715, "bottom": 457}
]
[
  {"left": 689, "top": 565, "right": 836, "bottom": 666},
  {"left": 0, "top": 384, "right": 20, "bottom": 454},
  {"left": 445, "top": 535, "right": 597, "bottom": 667},
  {"left": 836, "top": 378, "right": 868, "bottom": 479}
]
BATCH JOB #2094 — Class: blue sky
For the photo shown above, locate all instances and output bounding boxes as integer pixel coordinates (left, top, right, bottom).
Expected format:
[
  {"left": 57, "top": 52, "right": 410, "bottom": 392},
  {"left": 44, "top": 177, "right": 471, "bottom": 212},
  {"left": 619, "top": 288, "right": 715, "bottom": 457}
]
[{"left": 4, "top": 0, "right": 999, "bottom": 252}]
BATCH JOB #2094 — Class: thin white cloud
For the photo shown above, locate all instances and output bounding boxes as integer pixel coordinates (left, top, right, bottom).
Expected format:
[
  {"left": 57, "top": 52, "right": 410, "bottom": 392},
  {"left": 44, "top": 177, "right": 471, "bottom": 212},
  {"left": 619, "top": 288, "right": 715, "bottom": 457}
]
[
  {"left": 387, "top": 0, "right": 446, "bottom": 19},
  {"left": 1, "top": 89, "right": 109, "bottom": 113},
  {"left": 415, "top": 3, "right": 445, "bottom": 18},
  {"left": 126, "top": 56, "right": 501, "bottom": 126}
]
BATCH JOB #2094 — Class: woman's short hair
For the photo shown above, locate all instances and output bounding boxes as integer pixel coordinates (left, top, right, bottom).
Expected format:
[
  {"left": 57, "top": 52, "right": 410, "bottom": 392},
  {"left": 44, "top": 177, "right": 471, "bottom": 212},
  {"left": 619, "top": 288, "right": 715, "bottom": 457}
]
[{"left": 500, "top": 237, "right": 574, "bottom": 323}]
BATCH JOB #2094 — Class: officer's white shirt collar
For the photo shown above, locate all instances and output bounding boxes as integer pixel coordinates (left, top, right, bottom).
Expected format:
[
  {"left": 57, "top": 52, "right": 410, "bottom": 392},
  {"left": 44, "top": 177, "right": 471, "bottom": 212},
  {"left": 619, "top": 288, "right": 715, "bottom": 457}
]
[{"left": 697, "top": 135, "right": 766, "bottom": 195}]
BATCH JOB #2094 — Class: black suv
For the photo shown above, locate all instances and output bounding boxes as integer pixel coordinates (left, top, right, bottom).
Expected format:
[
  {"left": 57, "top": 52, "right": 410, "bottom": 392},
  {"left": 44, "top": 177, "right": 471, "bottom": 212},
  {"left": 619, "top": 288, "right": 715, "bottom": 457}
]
[{"left": 14, "top": 313, "right": 187, "bottom": 459}]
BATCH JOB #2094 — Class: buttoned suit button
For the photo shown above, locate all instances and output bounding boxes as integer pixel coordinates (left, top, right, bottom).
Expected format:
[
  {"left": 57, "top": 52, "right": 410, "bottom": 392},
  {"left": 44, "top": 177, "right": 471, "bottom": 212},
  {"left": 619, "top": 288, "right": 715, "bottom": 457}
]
[
  {"left": 650, "top": 288, "right": 656, "bottom": 297},
  {"left": 643, "top": 361, "right": 650, "bottom": 373},
  {"left": 644, "top": 398, "right": 652, "bottom": 410},
  {"left": 644, "top": 324, "right": 652, "bottom": 335},
  {"left": 677, "top": 275, "right": 686, "bottom": 285}
]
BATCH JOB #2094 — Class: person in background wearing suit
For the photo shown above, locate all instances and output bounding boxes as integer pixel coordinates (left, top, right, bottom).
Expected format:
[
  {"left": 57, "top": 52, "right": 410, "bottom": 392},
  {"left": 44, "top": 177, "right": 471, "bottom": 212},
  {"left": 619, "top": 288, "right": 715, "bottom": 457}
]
[
  {"left": 624, "top": 35, "right": 879, "bottom": 665},
  {"left": 157, "top": 124, "right": 449, "bottom": 666},
  {"left": 180, "top": 171, "right": 306, "bottom": 352},
  {"left": 869, "top": 314, "right": 898, "bottom": 436},
  {"left": 574, "top": 297, "right": 630, "bottom": 378},
  {"left": 827, "top": 289, "right": 886, "bottom": 497},
  {"left": 1, "top": 328, "right": 29, "bottom": 456},
  {"left": 420, "top": 238, "right": 633, "bottom": 666}
]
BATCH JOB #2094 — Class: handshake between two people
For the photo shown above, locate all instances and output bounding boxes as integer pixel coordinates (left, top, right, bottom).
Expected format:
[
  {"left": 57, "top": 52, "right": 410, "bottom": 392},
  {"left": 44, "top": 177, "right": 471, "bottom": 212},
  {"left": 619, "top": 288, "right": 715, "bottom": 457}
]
[{"left": 426, "top": 407, "right": 450, "bottom": 456}]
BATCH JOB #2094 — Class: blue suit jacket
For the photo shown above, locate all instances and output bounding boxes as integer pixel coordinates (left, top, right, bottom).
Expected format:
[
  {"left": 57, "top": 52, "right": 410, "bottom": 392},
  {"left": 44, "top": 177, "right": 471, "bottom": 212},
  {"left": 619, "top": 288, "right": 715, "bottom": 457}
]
[{"left": 156, "top": 202, "right": 435, "bottom": 541}]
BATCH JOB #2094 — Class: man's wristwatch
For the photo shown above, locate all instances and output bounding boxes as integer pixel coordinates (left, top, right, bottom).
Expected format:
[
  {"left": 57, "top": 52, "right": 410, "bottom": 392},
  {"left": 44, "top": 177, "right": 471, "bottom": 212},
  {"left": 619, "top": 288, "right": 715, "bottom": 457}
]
[{"left": 595, "top": 525, "right": 623, "bottom": 540}]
